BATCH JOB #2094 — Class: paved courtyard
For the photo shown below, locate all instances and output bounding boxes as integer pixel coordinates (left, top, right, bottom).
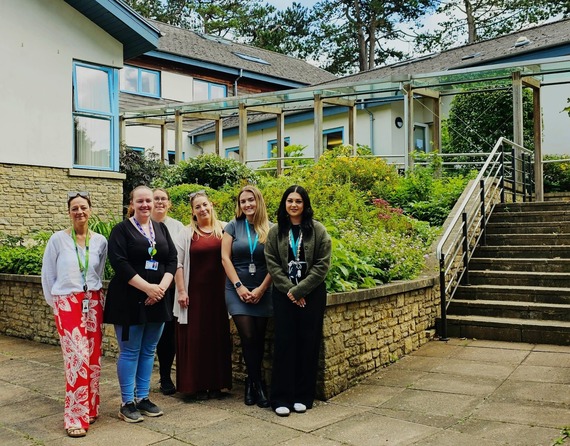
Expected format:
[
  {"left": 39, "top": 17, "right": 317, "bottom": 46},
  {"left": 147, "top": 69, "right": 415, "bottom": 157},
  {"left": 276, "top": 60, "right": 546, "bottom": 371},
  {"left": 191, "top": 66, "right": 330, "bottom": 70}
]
[{"left": 0, "top": 334, "right": 569, "bottom": 445}]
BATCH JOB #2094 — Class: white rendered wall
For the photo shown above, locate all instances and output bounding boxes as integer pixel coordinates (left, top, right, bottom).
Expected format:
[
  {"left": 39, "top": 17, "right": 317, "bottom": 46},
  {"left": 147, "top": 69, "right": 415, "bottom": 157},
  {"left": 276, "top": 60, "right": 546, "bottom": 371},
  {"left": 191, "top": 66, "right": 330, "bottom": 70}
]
[
  {"left": 0, "top": 0, "right": 123, "bottom": 169},
  {"left": 542, "top": 83, "right": 570, "bottom": 156},
  {"left": 162, "top": 71, "right": 194, "bottom": 102}
]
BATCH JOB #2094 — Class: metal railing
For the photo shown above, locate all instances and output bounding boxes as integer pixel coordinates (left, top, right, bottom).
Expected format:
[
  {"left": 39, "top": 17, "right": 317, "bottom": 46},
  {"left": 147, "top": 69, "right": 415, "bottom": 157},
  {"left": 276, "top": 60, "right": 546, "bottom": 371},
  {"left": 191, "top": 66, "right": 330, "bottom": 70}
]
[{"left": 435, "top": 137, "right": 535, "bottom": 340}]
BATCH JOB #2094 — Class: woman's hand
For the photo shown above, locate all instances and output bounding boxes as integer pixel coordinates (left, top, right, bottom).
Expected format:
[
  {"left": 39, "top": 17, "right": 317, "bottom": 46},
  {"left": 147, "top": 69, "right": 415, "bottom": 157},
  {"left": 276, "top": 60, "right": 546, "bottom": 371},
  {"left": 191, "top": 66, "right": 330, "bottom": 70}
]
[
  {"left": 237, "top": 285, "right": 254, "bottom": 303},
  {"left": 249, "top": 286, "right": 266, "bottom": 304},
  {"left": 177, "top": 290, "right": 189, "bottom": 309},
  {"left": 287, "top": 291, "right": 306, "bottom": 308},
  {"left": 145, "top": 284, "right": 165, "bottom": 305}
]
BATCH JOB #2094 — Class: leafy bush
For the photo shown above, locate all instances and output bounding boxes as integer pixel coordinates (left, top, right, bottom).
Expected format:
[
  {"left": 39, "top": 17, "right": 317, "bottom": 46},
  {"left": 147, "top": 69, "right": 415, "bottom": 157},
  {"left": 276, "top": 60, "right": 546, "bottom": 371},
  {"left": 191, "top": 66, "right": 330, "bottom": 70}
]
[
  {"left": 161, "top": 153, "right": 258, "bottom": 189},
  {"left": 543, "top": 155, "right": 570, "bottom": 193},
  {"left": 119, "top": 145, "right": 166, "bottom": 214},
  {"left": 258, "top": 144, "right": 314, "bottom": 175},
  {"left": 0, "top": 232, "right": 49, "bottom": 275}
]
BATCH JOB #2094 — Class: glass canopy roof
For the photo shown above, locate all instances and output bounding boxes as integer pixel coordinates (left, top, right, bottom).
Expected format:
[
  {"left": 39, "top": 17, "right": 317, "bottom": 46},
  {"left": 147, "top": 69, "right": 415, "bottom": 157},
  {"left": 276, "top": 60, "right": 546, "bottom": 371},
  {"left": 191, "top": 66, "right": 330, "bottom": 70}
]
[{"left": 121, "top": 55, "right": 570, "bottom": 121}]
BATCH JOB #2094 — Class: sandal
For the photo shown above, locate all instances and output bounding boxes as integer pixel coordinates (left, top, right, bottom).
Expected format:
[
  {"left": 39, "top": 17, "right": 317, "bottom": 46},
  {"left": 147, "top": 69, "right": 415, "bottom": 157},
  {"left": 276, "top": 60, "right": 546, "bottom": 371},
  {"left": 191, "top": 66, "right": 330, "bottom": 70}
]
[
  {"left": 67, "top": 427, "right": 87, "bottom": 438},
  {"left": 89, "top": 416, "right": 97, "bottom": 425}
]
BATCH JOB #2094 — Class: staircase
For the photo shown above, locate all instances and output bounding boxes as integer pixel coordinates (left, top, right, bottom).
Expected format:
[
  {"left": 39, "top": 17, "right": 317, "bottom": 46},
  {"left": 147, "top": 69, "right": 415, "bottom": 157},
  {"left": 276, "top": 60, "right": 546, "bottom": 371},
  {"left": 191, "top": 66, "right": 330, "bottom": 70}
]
[{"left": 446, "top": 201, "right": 570, "bottom": 345}]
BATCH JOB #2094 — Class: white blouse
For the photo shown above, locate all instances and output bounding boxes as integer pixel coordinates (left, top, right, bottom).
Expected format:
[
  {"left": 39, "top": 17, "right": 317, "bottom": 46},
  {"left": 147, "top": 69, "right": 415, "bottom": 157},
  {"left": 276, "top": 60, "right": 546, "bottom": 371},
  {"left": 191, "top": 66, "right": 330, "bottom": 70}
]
[{"left": 41, "top": 230, "right": 108, "bottom": 307}]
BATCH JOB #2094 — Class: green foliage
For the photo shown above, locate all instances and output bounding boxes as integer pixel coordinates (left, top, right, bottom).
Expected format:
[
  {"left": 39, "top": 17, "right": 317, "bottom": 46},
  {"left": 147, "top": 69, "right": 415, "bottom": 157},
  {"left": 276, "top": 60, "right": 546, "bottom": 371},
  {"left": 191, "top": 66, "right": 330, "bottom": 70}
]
[
  {"left": 161, "top": 153, "right": 258, "bottom": 190},
  {"left": 446, "top": 89, "right": 534, "bottom": 155},
  {"left": 258, "top": 144, "right": 313, "bottom": 175},
  {"left": 543, "top": 155, "right": 570, "bottom": 193},
  {"left": 0, "top": 232, "right": 49, "bottom": 275},
  {"left": 119, "top": 145, "right": 166, "bottom": 214}
]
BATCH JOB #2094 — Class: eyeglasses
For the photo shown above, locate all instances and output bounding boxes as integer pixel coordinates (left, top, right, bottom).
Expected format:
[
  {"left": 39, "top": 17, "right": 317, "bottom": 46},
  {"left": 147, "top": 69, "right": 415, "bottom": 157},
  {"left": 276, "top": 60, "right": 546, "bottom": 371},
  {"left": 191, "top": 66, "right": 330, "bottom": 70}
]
[
  {"left": 189, "top": 190, "right": 206, "bottom": 199},
  {"left": 68, "top": 191, "right": 90, "bottom": 200},
  {"left": 154, "top": 197, "right": 169, "bottom": 202}
]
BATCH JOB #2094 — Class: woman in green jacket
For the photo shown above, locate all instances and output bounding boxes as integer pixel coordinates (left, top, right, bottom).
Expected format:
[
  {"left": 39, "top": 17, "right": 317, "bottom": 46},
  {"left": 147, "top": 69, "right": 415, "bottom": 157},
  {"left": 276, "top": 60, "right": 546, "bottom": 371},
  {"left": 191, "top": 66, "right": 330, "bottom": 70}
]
[{"left": 264, "top": 185, "right": 332, "bottom": 417}]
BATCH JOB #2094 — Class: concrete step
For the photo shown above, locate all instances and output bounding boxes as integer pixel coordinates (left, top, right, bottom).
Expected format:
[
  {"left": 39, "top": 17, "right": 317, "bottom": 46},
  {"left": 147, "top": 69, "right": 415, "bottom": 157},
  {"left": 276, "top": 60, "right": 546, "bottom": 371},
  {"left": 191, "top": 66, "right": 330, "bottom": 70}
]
[
  {"left": 474, "top": 245, "right": 570, "bottom": 259},
  {"left": 444, "top": 315, "right": 570, "bottom": 345},
  {"left": 449, "top": 299, "right": 570, "bottom": 321},
  {"left": 485, "top": 221, "right": 570, "bottom": 235},
  {"left": 495, "top": 201, "right": 570, "bottom": 213},
  {"left": 484, "top": 233, "right": 570, "bottom": 246},
  {"left": 455, "top": 284, "right": 570, "bottom": 304},
  {"left": 469, "top": 257, "right": 570, "bottom": 272},
  {"left": 468, "top": 270, "right": 570, "bottom": 287},
  {"left": 489, "top": 210, "right": 570, "bottom": 224}
]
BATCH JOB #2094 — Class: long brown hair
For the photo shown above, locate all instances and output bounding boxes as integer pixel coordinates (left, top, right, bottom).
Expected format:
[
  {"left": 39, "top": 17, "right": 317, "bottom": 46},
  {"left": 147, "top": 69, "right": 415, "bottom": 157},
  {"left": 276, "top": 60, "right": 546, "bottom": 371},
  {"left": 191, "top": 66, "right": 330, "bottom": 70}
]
[{"left": 235, "top": 185, "right": 269, "bottom": 244}]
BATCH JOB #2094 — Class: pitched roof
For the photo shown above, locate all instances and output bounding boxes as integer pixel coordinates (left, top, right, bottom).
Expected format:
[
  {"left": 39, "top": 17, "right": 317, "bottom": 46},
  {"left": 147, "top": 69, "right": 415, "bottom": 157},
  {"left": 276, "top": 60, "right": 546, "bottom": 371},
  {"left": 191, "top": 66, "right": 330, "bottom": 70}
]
[
  {"left": 320, "top": 17, "right": 570, "bottom": 85},
  {"left": 147, "top": 20, "right": 337, "bottom": 87}
]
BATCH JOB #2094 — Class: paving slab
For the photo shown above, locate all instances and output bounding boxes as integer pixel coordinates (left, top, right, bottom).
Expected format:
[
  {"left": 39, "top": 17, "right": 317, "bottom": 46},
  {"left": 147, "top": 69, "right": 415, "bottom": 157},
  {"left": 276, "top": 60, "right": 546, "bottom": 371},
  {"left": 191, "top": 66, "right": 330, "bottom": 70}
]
[
  {"left": 1, "top": 334, "right": 569, "bottom": 445},
  {"left": 313, "top": 411, "right": 440, "bottom": 446},
  {"left": 452, "top": 418, "right": 564, "bottom": 446}
]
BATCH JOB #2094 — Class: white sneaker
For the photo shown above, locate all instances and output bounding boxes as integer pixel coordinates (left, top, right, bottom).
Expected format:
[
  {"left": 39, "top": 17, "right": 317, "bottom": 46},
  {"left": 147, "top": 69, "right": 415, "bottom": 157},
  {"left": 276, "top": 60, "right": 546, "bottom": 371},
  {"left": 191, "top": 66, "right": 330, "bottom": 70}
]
[
  {"left": 293, "top": 403, "right": 306, "bottom": 413},
  {"left": 275, "top": 406, "right": 290, "bottom": 417}
]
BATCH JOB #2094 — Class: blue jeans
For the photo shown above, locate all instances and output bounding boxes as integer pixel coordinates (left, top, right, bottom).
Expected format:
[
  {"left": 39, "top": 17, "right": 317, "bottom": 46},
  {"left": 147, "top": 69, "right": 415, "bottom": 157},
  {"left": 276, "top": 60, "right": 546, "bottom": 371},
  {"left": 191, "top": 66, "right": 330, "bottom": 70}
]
[{"left": 114, "top": 323, "right": 164, "bottom": 403}]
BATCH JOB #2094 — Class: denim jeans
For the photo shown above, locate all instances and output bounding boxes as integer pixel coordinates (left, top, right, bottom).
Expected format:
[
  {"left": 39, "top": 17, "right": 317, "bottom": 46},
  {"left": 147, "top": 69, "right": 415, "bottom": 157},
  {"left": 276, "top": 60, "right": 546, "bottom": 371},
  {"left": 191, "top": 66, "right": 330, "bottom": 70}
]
[{"left": 114, "top": 323, "right": 164, "bottom": 403}]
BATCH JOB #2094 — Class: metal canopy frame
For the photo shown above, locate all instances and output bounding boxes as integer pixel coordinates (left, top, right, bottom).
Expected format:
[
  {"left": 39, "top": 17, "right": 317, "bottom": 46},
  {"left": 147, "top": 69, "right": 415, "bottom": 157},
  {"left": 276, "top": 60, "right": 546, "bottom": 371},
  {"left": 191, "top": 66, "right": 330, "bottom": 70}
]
[{"left": 120, "top": 55, "right": 570, "bottom": 197}]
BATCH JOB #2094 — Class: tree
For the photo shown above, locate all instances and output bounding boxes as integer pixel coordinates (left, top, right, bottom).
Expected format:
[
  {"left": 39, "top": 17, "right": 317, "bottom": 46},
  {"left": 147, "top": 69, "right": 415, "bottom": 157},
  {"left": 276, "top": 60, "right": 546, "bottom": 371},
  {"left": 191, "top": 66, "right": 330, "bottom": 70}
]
[
  {"left": 415, "top": 0, "right": 570, "bottom": 53},
  {"left": 310, "top": 0, "right": 436, "bottom": 74},
  {"left": 445, "top": 88, "right": 535, "bottom": 156}
]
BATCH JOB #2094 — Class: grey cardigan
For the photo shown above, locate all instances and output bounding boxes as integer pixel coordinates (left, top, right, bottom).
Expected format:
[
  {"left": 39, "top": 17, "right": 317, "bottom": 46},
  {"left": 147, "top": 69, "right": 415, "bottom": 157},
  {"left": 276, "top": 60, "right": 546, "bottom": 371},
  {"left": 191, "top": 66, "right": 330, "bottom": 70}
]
[{"left": 264, "top": 220, "right": 332, "bottom": 299}]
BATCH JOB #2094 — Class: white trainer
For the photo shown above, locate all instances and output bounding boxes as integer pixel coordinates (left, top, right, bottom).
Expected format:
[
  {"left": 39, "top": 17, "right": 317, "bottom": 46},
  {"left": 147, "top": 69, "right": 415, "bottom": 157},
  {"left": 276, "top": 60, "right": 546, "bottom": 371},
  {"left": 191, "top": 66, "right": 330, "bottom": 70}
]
[
  {"left": 275, "top": 406, "right": 290, "bottom": 417},
  {"left": 293, "top": 403, "right": 307, "bottom": 413}
]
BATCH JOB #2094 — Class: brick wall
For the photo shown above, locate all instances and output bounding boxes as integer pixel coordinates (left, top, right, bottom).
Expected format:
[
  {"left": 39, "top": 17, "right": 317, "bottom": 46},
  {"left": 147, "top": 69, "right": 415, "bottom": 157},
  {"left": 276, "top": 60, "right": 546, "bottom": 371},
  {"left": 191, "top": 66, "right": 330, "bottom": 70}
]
[
  {"left": 0, "top": 163, "right": 124, "bottom": 236},
  {"left": 0, "top": 272, "right": 438, "bottom": 400}
]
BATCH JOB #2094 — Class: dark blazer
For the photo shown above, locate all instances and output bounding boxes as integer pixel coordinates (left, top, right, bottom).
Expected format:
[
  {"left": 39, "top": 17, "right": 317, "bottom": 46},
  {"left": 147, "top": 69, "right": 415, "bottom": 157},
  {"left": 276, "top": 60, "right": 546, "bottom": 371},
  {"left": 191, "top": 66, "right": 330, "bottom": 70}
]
[
  {"left": 104, "top": 219, "right": 177, "bottom": 326},
  {"left": 264, "top": 220, "right": 332, "bottom": 299}
]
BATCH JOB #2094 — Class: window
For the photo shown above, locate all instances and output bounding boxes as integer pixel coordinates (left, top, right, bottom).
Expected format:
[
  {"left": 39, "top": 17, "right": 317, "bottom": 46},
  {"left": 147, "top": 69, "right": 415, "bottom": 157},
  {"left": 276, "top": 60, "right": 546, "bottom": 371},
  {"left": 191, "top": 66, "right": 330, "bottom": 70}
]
[
  {"left": 267, "top": 137, "right": 290, "bottom": 159},
  {"left": 120, "top": 65, "right": 160, "bottom": 98},
  {"left": 414, "top": 124, "right": 428, "bottom": 152},
  {"left": 323, "top": 127, "right": 344, "bottom": 150},
  {"left": 129, "top": 146, "right": 144, "bottom": 153},
  {"left": 225, "top": 147, "right": 239, "bottom": 160},
  {"left": 72, "top": 62, "right": 118, "bottom": 170},
  {"left": 194, "top": 80, "right": 226, "bottom": 101},
  {"left": 233, "top": 52, "right": 270, "bottom": 65},
  {"left": 167, "top": 150, "right": 185, "bottom": 165}
]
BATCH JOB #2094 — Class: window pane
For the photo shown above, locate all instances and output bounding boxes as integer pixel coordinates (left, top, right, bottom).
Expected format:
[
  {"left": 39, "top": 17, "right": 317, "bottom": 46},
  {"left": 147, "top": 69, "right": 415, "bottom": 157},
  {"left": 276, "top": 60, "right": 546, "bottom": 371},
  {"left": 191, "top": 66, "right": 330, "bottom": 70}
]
[
  {"left": 74, "top": 116, "right": 111, "bottom": 168},
  {"left": 324, "top": 130, "right": 343, "bottom": 150},
  {"left": 194, "top": 80, "right": 208, "bottom": 101},
  {"left": 141, "top": 71, "right": 159, "bottom": 96},
  {"left": 211, "top": 84, "right": 225, "bottom": 99},
  {"left": 120, "top": 66, "right": 138, "bottom": 93},
  {"left": 76, "top": 65, "right": 110, "bottom": 113}
]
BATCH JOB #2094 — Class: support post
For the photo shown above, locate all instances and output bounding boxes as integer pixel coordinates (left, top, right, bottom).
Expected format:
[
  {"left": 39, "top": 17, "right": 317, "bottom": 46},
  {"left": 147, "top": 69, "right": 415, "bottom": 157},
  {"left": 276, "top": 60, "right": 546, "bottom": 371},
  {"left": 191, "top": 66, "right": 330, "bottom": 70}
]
[
  {"left": 174, "top": 111, "right": 183, "bottom": 164},
  {"left": 313, "top": 94, "right": 323, "bottom": 161},
  {"left": 238, "top": 103, "right": 247, "bottom": 164}
]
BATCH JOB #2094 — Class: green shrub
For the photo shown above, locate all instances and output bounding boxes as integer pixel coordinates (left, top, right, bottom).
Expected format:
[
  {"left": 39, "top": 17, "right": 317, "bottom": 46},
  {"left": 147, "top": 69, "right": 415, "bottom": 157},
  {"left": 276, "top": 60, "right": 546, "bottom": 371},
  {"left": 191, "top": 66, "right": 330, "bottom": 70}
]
[
  {"left": 161, "top": 153, "right": 258, "bottom": 189},
  {"left": 543, "top": 155, "right": 570, "bottom": 193},
  {"left": 0, "top": 232, "right": 49, "bottom": 275}
]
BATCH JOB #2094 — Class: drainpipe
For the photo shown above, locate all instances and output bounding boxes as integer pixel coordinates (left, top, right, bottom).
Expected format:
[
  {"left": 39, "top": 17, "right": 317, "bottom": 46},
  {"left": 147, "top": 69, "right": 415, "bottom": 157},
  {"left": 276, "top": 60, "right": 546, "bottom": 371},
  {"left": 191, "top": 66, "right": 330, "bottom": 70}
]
[
  {"left": 363, "top": 107, "right": 375, "bottom": 155},
  {"left": 234, "top": 68, "right": 243, "bottom": 96}
]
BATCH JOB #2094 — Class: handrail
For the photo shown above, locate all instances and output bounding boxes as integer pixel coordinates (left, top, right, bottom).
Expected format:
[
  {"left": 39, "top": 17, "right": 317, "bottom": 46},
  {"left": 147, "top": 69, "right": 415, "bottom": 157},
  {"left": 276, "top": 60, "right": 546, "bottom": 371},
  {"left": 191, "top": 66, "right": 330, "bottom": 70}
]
[{"left": 435, "top": 137, "right": 534, "bottom": 340}]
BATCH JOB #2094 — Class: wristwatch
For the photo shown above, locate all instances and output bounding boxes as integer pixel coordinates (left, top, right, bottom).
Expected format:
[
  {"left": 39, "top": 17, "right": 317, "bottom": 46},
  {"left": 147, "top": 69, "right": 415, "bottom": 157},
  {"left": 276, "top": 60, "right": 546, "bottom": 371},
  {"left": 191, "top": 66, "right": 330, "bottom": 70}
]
[{"left": 234, "top": 281, "right": 242, "bottom": 289}]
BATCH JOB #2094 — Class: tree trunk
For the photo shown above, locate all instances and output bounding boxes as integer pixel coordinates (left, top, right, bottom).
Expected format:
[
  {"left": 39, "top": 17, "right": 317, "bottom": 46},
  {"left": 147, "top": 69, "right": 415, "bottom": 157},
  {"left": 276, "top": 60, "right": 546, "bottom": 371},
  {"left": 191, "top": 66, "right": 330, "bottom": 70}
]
[
  {"left": 367, "top": 21, "right": 376, "bottom": 71},
  {"left": 464, "top": 0, "right": 477, "bottom": 43}
]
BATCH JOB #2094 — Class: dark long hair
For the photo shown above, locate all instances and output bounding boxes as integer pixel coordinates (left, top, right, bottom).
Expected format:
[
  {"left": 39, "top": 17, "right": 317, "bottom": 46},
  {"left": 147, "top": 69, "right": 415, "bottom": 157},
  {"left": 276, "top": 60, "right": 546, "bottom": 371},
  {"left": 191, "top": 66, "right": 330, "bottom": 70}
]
[{"left": 277, "top": 185, "right": 314, "bottom": 237}]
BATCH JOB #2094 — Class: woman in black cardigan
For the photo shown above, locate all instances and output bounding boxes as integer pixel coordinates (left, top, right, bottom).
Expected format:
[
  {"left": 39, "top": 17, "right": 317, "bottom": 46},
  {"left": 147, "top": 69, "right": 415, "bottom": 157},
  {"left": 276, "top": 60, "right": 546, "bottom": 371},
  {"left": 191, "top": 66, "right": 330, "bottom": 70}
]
[{"left": 104, "top": 185, "right": 177, "bottom": 423}]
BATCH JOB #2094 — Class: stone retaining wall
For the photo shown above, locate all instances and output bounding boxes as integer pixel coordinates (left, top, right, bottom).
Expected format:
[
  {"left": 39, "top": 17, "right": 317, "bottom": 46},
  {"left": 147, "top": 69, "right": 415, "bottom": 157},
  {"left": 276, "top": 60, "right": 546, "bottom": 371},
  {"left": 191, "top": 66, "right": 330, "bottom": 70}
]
[
  {"left": 0, "top": 272, "right": 438, "bottom": 400},
  {"left": 0, "top": 163, "right": 124, "bottom": 236}
]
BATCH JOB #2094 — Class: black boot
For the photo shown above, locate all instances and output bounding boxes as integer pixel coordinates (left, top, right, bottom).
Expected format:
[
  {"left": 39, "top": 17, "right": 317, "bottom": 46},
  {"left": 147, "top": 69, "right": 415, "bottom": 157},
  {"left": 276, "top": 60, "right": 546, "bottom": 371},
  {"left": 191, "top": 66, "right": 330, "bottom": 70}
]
[
  {"left": 254, "top": 380, "right": 270, "bottom": 408},
  {"left": 244, "top": 378, "right": 256, "bottom": 406}
]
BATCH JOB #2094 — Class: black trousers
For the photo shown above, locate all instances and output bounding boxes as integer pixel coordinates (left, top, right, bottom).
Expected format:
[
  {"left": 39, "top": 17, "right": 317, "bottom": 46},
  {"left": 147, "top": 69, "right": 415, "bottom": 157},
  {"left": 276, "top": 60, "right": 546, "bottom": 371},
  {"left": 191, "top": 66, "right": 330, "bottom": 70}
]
[{"left": 270, "top": 282, "right": 326, "bottom": 410}]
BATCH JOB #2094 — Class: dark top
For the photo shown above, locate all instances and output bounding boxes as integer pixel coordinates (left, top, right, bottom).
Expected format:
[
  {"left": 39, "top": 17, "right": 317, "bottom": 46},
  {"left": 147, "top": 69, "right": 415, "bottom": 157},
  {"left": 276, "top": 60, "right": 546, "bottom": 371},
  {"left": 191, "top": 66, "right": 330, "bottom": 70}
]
[{"left": 104, "top": 219, "right": 177, "bottom": 326}]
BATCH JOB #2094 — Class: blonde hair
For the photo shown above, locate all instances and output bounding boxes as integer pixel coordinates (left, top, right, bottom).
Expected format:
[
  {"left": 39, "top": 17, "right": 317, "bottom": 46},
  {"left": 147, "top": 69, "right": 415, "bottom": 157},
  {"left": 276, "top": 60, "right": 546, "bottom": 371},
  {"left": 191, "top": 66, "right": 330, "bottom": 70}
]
[
  {"left": 188, "top": 191, "right": 224, "bottom": 239},
  {"left": 235, "top": 185, "right": 269, "bottom": 244}
]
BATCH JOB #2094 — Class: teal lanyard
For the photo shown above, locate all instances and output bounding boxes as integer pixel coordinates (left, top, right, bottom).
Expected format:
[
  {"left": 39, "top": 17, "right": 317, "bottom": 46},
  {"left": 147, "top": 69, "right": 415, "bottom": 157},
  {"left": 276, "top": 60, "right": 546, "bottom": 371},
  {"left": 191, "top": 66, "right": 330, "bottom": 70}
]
[
  {"left": 71, "top": 228, "right": 89, "bottom": 291},
  {"left": 289, "top": 228, "right": 302, "bottom": 261},
  {"left": 132, "top": 217, "right": 157, "bottom": 259},
  {"left": 245, "top": 220, "right": 259, "bottom": 263}
]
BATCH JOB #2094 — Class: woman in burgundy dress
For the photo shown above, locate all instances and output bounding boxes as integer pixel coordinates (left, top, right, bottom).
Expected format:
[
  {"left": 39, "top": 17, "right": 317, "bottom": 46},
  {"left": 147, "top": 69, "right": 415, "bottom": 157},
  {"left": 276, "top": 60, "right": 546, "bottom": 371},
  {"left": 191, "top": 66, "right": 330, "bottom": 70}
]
[{"left": 173, "top": 191, "right": 232, "bottom": 399}]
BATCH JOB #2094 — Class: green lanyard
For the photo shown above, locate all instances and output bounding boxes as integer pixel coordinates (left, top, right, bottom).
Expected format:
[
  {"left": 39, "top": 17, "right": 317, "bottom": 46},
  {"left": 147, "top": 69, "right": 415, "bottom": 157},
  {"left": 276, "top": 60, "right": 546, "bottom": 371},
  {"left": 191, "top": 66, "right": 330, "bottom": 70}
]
[{"left": 71, "top": 228, "right": 90, "bottom": 292}]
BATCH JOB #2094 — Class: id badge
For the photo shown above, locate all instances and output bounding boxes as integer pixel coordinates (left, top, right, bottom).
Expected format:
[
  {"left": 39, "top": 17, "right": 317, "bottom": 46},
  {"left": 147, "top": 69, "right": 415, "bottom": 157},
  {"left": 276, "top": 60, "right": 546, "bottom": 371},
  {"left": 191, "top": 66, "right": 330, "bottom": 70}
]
[
  {"left": 82, "top": 298, "right": 89, "bottom": 314},
  {"left": 145, "top": 260, "right": 159, "bottom": 271},
  {"left": 249, "top": 263, "right": 256, "bottom": 275}
]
